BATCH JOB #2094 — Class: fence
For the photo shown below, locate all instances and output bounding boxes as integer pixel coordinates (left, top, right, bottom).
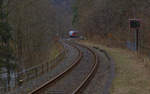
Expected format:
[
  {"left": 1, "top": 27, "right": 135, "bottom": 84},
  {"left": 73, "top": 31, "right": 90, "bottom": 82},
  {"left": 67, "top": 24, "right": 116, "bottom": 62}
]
[
  {"left": 0, "top": 49, "right": 65, "bottom": 94},
  {"left": 126, "top": 41, "right": 150, "bottom": 57},
  {"left": 140, "top": 46, "right": 150, "bottom": 57}
]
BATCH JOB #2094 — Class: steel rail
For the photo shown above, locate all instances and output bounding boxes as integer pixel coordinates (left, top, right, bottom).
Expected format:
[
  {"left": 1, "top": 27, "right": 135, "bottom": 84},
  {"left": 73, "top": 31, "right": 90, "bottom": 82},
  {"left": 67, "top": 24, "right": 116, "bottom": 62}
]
[
  {"left": 72, "top": 43, "right": 98, "bottom": 94},
  {"left": 29, "top": 42, "right": 98, "bottom": 94},
  {"left": 28, "top": 43, "right": 83, "bottom": 94}
]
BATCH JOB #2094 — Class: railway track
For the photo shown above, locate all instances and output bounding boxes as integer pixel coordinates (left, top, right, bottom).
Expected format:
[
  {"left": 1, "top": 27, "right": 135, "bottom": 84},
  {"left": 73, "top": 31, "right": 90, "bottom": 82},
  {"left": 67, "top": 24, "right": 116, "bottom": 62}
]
[{"left": 29, "top": 42, "right": 98, "bottom": 94}]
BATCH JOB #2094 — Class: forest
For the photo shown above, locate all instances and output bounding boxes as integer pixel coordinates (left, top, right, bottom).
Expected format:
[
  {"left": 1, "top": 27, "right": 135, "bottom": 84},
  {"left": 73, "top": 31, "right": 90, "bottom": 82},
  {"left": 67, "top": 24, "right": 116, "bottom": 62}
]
[
  {"left": 73, "top": 0, "right": 150, "bottom": 55},
  {"left": 0, "top": 0, "right": 64, "bottom": 88}
]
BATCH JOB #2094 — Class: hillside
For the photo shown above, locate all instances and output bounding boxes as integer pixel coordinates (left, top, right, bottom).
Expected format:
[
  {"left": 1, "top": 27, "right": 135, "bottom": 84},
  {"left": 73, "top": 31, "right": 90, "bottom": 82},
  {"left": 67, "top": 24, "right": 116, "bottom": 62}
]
[
  {"left": 74, "top": 0, "right": 150, "bottom": 56},
  {"left": 7, "top": 0, "right": 60, "bottom": 69}
]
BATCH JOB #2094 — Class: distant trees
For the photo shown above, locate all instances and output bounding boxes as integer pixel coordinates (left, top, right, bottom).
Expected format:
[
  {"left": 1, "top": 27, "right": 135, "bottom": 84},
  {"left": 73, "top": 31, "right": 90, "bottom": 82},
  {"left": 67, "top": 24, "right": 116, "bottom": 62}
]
[
  {"left": 0, "top": 0, "right": 16, "bottom": 86},
  {"left": 7, "top": 0, "right": 59, "bottom": 69},
  {"left": 52, "top": 0, "right": 73, "bottom": 38},
  {"left": 72, "top": 3, "right": 78, "bottom": 28},
  {"left": 74, "top": 0, "right": 150, "bottom": 50},
  {"left": 0, "top": 0, "right": 68, "bottom": 89}
]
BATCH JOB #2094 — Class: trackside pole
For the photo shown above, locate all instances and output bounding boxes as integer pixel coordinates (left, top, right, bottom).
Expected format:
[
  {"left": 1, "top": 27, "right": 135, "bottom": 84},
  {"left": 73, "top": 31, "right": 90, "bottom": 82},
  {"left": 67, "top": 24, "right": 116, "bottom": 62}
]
[
  {"left": 129, "top": 19, "right": 141, "bottom": 52},
  {"left": 135, "top": 28, "right": 139, "bottom": 51}
]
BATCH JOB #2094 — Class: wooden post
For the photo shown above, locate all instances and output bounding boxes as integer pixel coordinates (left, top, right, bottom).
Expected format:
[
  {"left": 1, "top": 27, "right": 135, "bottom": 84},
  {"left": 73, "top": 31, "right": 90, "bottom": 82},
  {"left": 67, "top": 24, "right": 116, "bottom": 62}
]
[
  {"left": 35, "top": 68, "right": 38, "bottom": 77},
  {"left": 136, "top": 28, "right": 139, "bottom": 51},
  {"left": 42, "top": 64, "right": 44, "bottom": 73},
  {"left": 47, "top": 62, "right": 49, "bottom": 72}
]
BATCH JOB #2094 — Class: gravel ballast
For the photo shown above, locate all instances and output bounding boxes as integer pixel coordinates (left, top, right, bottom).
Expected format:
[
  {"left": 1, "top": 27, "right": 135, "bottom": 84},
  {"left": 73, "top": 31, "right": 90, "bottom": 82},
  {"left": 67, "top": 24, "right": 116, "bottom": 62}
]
[{"left": 44, "top": 44, "right": 95, "bottom": 94}]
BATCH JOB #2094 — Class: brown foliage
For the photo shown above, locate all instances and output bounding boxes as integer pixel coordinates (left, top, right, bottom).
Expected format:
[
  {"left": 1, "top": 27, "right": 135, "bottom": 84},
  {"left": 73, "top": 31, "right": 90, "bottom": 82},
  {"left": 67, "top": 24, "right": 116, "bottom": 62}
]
[
  {"left": 8, "top": 0, "right": 59, "bottom": 69},
  {"left": 76, "top": 0, "right": 150, "bottom": 52}
]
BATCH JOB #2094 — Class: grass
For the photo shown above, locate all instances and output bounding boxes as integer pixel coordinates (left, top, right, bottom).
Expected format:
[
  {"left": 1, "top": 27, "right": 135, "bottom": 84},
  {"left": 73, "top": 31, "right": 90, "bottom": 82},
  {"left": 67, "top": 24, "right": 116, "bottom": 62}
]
[
  {"left": 49, "top": 41, "right": 63, "bottom": 61},
  {"left": 78, "top": 40, "right": 150, "bottom": 94}
]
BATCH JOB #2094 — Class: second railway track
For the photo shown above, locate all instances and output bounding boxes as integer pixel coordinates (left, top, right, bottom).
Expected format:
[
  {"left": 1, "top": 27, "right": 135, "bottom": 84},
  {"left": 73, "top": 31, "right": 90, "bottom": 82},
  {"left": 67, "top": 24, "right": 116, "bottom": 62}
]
[{"left": 29, "top": 41, "right": 98, "bottom": 94}]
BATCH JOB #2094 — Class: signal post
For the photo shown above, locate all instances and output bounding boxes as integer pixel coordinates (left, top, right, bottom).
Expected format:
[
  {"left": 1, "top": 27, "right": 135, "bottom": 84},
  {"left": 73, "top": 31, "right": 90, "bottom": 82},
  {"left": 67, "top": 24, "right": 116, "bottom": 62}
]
[{"left": 129, "top": 19, "right": 141, "bottom": 52}]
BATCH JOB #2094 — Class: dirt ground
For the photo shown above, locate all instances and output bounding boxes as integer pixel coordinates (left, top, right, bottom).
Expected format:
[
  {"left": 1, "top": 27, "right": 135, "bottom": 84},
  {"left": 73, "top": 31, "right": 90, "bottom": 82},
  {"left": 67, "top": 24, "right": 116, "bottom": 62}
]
[{"left": 79, "top": 40, "right": 150, "bottom": 94}]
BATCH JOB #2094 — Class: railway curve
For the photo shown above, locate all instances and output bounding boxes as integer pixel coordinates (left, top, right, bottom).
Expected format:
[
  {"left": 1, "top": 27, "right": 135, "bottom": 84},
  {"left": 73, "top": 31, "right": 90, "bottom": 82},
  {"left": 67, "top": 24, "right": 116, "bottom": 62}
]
[{"left": 29, "top": 41, "right": 99, "bottom": 94}]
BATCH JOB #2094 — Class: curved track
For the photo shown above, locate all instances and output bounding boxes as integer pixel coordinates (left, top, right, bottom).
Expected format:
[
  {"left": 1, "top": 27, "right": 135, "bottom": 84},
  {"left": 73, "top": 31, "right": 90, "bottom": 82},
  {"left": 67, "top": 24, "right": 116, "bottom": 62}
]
[{"left": 29, "top": 41, "right": 98, "bottom": 94}]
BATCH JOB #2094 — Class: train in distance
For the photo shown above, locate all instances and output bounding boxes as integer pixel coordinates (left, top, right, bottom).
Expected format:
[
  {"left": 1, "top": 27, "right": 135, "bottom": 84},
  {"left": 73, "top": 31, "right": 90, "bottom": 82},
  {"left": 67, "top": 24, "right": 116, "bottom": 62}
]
[{"left": 69, "top": 30, "right": 79, "bottom": 38}]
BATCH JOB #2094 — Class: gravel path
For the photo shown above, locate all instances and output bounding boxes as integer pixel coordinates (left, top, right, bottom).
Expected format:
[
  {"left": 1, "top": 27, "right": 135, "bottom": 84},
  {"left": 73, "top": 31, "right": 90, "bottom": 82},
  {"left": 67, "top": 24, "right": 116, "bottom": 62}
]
[
  {"left": 8, "top": 42, "right": 79, "bottom": 94},
  {"left": 44, "top": 44, "right": 95, "bottom": 94}
]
